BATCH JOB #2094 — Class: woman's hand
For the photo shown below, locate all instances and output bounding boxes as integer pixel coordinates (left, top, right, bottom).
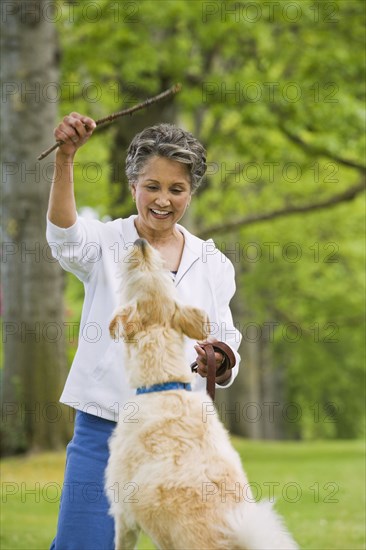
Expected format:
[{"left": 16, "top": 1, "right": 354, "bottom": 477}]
[
  {"left": 54, "top": 112, "right": 96, "bottom": 157},
  {"left": 48, "top": 112, "right": 96, "bottom": 228},
  {"left": 194, "top": 337, "right": 232, "bottom": 385},
  {"left": 194, "top": 337, "right": 229, "bottom": 380}
]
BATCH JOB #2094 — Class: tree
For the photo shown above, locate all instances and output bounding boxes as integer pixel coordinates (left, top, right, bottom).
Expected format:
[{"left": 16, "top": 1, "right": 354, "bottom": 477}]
[{"left": 0, "top": 0, "right": 72, "bottom": 455}]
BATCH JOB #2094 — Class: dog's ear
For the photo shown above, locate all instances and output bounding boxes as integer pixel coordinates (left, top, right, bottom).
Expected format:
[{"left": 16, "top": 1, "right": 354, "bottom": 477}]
[
  {"left": 109, "top": 303, "right": 141, "bottom": 341},
  {"left": 172, "top": 303, "right": 210, "bottom": 340}
]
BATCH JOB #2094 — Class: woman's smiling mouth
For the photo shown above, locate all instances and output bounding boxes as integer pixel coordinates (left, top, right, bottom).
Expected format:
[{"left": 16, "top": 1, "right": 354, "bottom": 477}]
[{"left": 150, "top": 208, "right": 171, "bottom": 218}]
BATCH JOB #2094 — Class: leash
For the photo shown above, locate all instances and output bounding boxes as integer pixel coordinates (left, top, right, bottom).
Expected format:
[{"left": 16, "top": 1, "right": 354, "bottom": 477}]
[{"left": 190, "top": 342, "right": 236, "bottom": 401}]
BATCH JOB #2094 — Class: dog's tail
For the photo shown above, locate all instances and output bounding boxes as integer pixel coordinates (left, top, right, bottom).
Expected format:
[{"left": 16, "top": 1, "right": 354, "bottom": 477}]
[{"left": 222, "top": 500, "right": 299, "bottom": 550}]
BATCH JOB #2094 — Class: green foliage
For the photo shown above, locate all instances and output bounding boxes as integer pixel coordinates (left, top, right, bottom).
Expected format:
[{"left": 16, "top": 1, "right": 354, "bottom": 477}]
[
  {"left": 56, "top": 0, "right": 365, "bottom": 439},
  {"left": 236, "top": 197, "right": 365, "bottom": 439}
]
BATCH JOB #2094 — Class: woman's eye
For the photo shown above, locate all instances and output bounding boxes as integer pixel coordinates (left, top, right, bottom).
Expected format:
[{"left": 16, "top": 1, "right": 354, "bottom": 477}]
[
  {"left": 147, "top": 185, "right": 158, "bottom": 191},
  {"left": 171, "top": 189, "right": 183, "bottom": 194}
]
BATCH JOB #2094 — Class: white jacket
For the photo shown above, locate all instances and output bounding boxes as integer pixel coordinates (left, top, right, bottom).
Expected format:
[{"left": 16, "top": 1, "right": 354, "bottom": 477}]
[{"left": 46, "top": 215, "right": 242, "bottom": 421}]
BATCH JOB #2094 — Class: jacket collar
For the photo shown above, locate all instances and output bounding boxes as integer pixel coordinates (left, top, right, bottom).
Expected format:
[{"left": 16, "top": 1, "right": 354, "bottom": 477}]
[{"left": 119, "top": 215, "right": 209, "bottom": 286}]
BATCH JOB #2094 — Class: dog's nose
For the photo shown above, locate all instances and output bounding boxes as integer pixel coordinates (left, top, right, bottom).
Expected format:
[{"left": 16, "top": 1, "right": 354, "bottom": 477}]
[{"left": 134, "top": 238, "right": 148, "bottom": 253}]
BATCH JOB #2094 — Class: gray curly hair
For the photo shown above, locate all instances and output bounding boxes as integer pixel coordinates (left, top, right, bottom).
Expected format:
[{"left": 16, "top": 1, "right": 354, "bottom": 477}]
[{"left": 125, "top": 123, "right": 207, "bottom": 193}]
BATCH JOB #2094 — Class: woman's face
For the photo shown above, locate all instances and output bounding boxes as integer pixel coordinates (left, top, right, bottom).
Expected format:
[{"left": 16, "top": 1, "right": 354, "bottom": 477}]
[{"left": 131, "top": 156, "right": 192, "bottom": 232}]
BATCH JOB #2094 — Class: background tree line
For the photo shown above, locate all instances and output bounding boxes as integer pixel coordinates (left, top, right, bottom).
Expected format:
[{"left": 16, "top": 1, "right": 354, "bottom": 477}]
[{"left": 1, "top": 0, "right": 364, "bottom": 454}]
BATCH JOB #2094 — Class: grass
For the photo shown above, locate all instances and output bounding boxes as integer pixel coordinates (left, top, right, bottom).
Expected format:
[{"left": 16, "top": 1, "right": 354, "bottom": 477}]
[{"left": 1, "top": 439, "right": 364, "bottom": 550}]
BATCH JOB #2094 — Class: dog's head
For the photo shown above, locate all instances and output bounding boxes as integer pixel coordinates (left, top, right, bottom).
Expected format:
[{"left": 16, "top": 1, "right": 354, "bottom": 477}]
[{"left": 111, "top": 238, "right": 209, "bottom": 342}]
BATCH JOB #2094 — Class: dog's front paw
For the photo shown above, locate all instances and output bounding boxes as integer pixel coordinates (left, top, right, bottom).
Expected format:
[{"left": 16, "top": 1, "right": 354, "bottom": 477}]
[
  {"left": 109, "top": 316, "right": 119, "bottom": 340},
  {"left": 109, "top": 304, "right": 141, "bottom": 342},
  {"left": 172, "top": 304, "right": 210, "bottom": 340}
]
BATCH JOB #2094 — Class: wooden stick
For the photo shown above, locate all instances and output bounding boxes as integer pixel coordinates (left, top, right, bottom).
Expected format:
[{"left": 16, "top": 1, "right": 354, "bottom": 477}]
[{"left": 37, "top": 84, "right": 182, "bottom": 161}]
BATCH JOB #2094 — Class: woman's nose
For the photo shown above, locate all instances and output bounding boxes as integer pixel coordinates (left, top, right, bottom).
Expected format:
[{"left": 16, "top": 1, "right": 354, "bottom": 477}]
[{"left": 155, "top": 194, "right": 170, "bottom": 207}]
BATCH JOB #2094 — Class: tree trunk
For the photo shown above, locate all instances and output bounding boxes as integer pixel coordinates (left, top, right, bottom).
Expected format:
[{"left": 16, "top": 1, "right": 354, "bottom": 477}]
[
  {"left": 217, "top": 308, "right": 289, "bottom": 439},
  {"left": 215, "top": 258, "right": 288, "bottom": 439},
  {"left": 258, "top": 328, "right": 286, "bottom": 439},
  {"left": 1, "top": 0, "right": 71, "bottom": 455}
]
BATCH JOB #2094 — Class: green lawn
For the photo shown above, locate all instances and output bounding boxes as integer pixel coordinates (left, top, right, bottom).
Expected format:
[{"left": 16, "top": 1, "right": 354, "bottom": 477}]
[{"left": 1, "top": 439, "right": 364, "bottom": 549}]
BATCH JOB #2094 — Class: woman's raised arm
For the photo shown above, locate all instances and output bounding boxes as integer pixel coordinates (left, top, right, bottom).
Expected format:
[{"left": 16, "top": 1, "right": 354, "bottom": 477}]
[{"left": 47, "top": 113, "right": 96, "bottom": 228}]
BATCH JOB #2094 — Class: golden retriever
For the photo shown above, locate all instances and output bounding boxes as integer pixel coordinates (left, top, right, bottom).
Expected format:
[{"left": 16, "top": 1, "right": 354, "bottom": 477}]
[{"left": 106, "top": 238, "right": 299, "bottom": 550}]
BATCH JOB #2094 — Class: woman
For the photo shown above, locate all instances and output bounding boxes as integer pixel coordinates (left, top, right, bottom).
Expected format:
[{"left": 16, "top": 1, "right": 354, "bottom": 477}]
[{"left": 47, "top": 112, "right": 242, "bottom": 549}]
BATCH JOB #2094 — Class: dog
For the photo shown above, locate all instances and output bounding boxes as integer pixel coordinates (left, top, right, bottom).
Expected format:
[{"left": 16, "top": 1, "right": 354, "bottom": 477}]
[{"left": 106, "top": 238, "right": 299, "bottom": 550}]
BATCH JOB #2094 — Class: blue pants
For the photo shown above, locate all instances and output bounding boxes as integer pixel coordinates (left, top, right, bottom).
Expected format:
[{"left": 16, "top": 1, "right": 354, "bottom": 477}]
[{"left": 50, "top": 410, "right": 116, "bottom": 550}]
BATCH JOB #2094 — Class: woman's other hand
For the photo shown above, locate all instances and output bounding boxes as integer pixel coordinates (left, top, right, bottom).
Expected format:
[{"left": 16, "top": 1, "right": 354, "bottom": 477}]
[{"left": 54, "top": 112, "right": 96, "bottom": 157}]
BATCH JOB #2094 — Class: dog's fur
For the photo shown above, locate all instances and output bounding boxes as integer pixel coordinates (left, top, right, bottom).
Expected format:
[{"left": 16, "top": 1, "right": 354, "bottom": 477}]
[{"left": 106, "top": 238, "right": 299, "bottom": 550}]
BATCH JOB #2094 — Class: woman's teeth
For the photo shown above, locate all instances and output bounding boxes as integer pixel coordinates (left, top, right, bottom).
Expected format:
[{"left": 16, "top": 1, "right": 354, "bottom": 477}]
[{"left": 151, "top": 209, "right": 170, "bottom": 216}]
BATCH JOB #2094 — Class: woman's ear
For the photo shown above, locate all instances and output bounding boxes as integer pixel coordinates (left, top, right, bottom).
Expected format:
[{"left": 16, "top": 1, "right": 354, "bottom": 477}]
[
  {"left": 172, "top": 303, "right": 209, "bottom": 340},
  {"left": 131, "top": 184, "right": 136, "bottom": 202}
]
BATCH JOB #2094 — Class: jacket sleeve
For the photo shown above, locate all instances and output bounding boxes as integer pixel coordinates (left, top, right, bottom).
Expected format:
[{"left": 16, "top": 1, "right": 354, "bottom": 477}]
[
  {"left": 211, "top": 251, "right": 242, "bottom": 388},
  {"left": 46, "top": 216, "right": 102, "bottom": 282}
]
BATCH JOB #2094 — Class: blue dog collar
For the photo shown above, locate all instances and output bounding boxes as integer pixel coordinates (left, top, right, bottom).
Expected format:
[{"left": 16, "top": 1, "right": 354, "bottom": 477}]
[{"left": 136, "top": 382, "right": 192, "bottom": 395}]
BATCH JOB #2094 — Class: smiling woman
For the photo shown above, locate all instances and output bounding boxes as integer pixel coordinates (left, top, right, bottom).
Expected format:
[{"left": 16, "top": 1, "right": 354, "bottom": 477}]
[
  {"left": 46, "top": 112, "right": 242, "bottom": 549},
  {"left": 123, "top": 122, "right": 205, "bottom": 272},
  {"left": 132, "top": 156, "right": 191, "bottom": 270}
]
